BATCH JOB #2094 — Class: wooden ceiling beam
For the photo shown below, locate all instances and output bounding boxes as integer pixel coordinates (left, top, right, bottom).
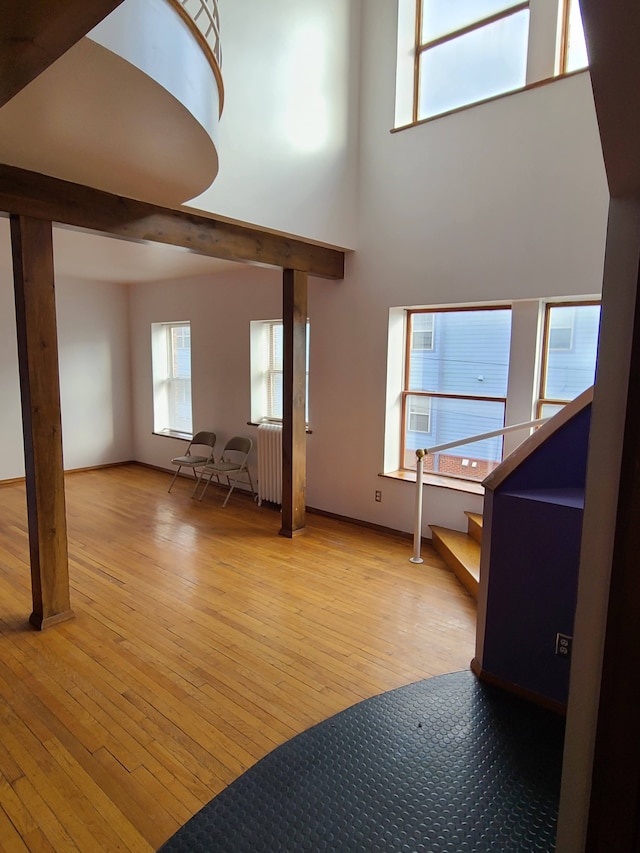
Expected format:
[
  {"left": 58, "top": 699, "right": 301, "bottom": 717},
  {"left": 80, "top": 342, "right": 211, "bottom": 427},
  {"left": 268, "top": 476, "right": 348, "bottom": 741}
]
[
  {"left": 0, "top": 0, "right": 125, "bottom": 108},
  {"left": 0, "top": 164, "right": 345, "bottom": 279}
]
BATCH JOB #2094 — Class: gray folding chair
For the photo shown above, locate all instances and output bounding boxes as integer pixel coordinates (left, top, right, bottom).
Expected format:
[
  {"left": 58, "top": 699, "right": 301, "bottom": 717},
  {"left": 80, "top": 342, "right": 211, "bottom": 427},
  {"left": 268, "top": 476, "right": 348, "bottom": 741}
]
[
  {"left": 168, "top": 431, "right": 216, "bottom": 492},
  {"left": 192, "top": 436, "right": 255, "bottom": 506}
]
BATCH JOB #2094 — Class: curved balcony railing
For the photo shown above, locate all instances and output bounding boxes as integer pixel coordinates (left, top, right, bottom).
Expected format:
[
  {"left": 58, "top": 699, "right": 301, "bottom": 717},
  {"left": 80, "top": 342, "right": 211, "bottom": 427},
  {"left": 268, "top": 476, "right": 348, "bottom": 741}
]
[{"left": 168, "top": 0, "right": 224, "bottom": 112}]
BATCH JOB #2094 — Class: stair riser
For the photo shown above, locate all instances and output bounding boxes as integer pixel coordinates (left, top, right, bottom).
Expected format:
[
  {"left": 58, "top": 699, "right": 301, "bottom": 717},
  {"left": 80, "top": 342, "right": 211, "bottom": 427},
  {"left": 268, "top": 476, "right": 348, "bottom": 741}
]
[
  {"left": 464, "top": 512, "right": 483, "bottom": 545},
  {"left": 431, "top": 535, "right": 479, "bottom": 600}
]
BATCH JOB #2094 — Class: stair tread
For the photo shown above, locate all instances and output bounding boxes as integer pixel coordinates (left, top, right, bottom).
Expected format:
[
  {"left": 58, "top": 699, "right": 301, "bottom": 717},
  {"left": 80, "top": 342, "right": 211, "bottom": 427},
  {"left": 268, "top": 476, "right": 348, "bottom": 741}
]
[
  {"left": 430, "top": 526, "right": 480, "bottom": 581},
  {"left": 464, "top": 511, "right": 483, "bottom": 528}
]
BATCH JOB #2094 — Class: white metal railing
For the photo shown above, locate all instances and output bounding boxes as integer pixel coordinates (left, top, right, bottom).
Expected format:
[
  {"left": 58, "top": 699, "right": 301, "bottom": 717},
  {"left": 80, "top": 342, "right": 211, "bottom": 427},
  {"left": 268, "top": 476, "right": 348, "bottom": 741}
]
[
  {"left": 180, "top": 0, "right": 221, "bottom": 65},
  {"left": 409, "top": 417, "right": 549, "bottom": 564}
]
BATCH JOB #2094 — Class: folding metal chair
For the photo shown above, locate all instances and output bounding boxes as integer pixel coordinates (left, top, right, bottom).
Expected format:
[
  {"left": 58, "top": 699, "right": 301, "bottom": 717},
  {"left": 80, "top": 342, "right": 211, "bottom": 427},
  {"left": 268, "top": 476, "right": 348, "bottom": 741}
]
[
  {"left": 192, "top": 436, "right": 255, "bottom": 506},
  {"left": 168, "top": 431, "right": 216, "bottom": 492}
]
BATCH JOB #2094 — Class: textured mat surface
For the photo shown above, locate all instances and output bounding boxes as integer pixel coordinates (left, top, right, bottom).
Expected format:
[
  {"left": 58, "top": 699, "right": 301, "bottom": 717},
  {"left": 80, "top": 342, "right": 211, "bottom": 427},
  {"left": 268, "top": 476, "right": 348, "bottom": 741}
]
[{"left": 159, "top": 670, "right": 564, "bottom": 852}]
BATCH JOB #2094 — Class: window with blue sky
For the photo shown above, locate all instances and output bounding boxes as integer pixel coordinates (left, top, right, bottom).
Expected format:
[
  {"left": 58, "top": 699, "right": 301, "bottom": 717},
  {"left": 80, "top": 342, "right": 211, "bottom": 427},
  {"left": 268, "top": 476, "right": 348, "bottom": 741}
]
[{"left": 395, "top": 0, "right": 588, "bottom": 127}]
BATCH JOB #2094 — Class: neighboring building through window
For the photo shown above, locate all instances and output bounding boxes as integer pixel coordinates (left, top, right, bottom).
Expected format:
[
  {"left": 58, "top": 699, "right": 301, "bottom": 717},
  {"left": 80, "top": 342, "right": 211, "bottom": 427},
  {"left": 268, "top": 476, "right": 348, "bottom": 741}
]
[
  {"left": 538, "top": 302, "right": 601, "bottom": 418},
  {"left": 402, "top": 308, "right": 512, "bottom": 481},
  {"left": 411, "top": 311, "right": 435, "bottom": 350},
  {"left": 151, "top": 321, "right": 192, "bottom": 435},
  {"left": 395, "top": 0, "right": 588, "bottom": 127},
  {"left": 250, "top": 320, "right": 310, "bottom": 423},
  {"left": 389, "top": 299, "right": 600, "bottom": 484}
]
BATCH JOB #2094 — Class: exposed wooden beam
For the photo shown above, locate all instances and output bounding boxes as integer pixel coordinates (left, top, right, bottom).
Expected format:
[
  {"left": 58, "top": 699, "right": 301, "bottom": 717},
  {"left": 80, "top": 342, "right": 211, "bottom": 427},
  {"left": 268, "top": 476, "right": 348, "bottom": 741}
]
[
  {"left": 0, "top": 0, "right": 125, "bottom": 108},
  {"left": 0, "top": 165, "right": 346, "bottom": 280},
  {"left": 580, "top": 0, "right": 640, "bottom": 196},
  {"left": 280, "top": 269, "right": 308, "bottom": 537},
  {"left": 10, "top": 214, "right": 74, "bottom": 630}
]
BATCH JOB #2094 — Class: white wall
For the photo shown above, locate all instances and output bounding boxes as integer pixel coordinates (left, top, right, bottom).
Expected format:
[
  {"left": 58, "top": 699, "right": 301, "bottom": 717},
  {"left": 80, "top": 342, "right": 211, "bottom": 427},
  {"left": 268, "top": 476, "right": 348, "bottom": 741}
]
[
  {"left": 55, "top": 276, "right": 133, "bottom": 470},
  {"left": 127, "top": 0, "right": 610, "bottom": 538},
  {"left": 129, "top": 266, "right": 282, "bottom": 473},
  {"left": 0, "top": 258, "right": 133, "bottom": 480},
  {"left": 188, "top": 0, "right": 361, "bottom": 248}
]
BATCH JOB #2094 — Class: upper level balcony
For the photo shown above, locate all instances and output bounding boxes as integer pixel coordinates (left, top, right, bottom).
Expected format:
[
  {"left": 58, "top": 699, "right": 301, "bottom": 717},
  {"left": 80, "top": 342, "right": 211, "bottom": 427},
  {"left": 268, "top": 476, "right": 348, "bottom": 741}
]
[{"left": 0, "top": 0, "right": 223, "bottom": 206}]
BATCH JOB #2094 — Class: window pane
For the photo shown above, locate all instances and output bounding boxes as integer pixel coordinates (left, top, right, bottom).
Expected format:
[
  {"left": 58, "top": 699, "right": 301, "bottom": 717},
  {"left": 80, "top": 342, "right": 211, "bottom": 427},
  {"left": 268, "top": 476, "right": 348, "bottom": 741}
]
[
  {"left": 268, "top": 372, "right": 283, "bottom": 419},
  {"left": 411, "top": 313, "right": 434, "bottom": 350},
  {"left": 167, "top": 378, "right": 192, "bottom": 433},
  {"left": 418, "top": 10, "right": 529, "bottom": 119},
  {"left": 408, "top": 310, "right": 511, "bottom": 397},
  {"left": 565, "top": 0, "right": 588, "bottom": 73},
  {"left": 540, "top": 402, "right": 565, "bottom": 419},
  {"left": 543, "top": 304, "right": 600, "bottom": 401},
  {"left": 421, "top": 0, "right": 522, "bottom": 43},
  {"left": 408, "top": 395, "right": 431, "bottom": 432},
  {"left": 404, "top": 395, "right": 505, "bottom": 480},
  {"left": 270, "top": 323, "right": 283, "bottom": 371},
  {"left": 170, "top": 325, "right": 191, "bottom": 379}
]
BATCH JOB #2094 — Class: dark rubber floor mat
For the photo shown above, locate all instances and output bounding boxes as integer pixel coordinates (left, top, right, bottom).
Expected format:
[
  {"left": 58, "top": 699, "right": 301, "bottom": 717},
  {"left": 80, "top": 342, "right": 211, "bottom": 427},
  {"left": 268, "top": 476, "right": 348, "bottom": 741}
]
[{"left": 159, "top": 670, "right": 564, "bottom": 852}]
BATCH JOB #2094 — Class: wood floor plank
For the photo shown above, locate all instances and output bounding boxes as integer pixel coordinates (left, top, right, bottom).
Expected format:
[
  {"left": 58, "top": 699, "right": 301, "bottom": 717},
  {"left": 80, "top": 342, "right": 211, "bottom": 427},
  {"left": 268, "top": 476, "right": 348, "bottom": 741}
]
[
  {"left": 0, "top": 464, "right": 476, "bottom": 849},
  {"left": 0, "top": 806, "right": 30, "bottom": 852}
]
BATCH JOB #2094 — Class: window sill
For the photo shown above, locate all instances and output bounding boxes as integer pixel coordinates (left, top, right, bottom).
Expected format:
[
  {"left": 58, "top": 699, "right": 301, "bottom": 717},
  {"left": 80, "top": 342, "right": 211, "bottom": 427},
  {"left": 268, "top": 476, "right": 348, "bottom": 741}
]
[
  {"left": 380, "top": 470, "right": 484, "bottom": 496},
  {"left": 247, "top": 421, "right": 313, "bottom": 435},
  {"left": 153, "top": 429, "right": 192, "bottom": 441}
]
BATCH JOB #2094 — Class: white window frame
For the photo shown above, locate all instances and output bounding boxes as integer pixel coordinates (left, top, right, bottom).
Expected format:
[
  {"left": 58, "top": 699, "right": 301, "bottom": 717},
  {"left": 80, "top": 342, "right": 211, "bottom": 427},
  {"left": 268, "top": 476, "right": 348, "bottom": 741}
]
[{"left": 151, "top": 321, "right": 193, "bottom": 436}]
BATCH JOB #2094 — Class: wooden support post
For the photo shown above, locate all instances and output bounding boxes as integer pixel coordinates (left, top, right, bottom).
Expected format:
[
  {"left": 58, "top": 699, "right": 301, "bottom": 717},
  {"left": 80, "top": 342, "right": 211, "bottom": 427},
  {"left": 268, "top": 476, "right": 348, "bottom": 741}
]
[
  {"left": 11, "top": 214, "right": 74, "bottom": 630},
  {"left": 280, "top": 269, "right": 308, "bottom": 538}
]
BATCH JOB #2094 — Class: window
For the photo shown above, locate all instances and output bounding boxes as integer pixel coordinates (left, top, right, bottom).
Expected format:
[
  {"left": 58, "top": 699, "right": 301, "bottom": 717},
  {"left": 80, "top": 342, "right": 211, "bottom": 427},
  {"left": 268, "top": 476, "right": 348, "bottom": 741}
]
[
  {"left": 416, "top": 2, "right": 530, "bottom": 122},
  {"left": 548, "top": 307, "right": 574, "bottom": 351},
  {"left": 387, "top": 298, "right": 601, "bottom": 484},
  {"left": 250, "top": 320, "right": 310, "bottom": 422},
  {"left": 402, "top": 308, "right": 511, "bottom": 481},
  {"left": 560, "top": 0, "right": 589, "bottom": 74},
  {"left": 151, "top": 322, "right": 192, "bottom": 435},
  {"left": 538, "top": 302, "right": 600, "bottom": 418},
  {"left": 395, "top": 0, "right": 589, "bottom": 128}
]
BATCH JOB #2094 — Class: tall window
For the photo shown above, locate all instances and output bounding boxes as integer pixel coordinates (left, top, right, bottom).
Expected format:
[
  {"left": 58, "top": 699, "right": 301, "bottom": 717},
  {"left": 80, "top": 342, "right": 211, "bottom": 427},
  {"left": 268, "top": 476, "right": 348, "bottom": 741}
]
[
  {"left": 250, "top": 320, "right": 310, "bottom": 422},
  {"left": 402, "top": 308, "right": 512, "bottom": 481},
  {"left": 152, "top": 322, "right": 193, "bottom": 435},
  {"left": 538, "top": 302, "right": 600, "bottom": 418}
]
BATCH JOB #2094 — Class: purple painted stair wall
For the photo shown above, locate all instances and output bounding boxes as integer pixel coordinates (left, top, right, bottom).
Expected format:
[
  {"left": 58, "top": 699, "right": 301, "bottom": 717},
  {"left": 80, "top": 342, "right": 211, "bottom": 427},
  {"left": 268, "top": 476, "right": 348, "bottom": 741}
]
[{"left": 479, "top": 400, "right": 591, "bottom": 707}]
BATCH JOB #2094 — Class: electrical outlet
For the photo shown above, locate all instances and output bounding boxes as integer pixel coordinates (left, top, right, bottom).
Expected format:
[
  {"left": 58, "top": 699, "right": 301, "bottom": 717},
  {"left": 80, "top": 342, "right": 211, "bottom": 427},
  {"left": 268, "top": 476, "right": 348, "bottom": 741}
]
[
  {"left": 375, "top": 490, "right": 382, "bottom": 502},
  {"left": 555, "top": 633, "right": 572, "bottom": 659}
]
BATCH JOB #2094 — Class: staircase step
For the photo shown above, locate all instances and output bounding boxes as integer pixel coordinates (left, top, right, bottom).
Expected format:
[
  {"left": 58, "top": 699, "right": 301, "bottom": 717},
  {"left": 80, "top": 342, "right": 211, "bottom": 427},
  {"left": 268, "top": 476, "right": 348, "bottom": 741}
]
[
  {"left": 464, "top": 511, "right": 483, "bottom": 545},
  {"left": 430, "top": 525, "right": 480, "bottom": 599}
]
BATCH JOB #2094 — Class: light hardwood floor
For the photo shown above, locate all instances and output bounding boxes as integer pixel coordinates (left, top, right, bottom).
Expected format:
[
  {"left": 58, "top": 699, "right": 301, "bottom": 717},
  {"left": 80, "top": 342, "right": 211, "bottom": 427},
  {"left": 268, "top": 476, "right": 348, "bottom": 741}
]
[{"left": 0, "top": 464, "right": 476, "bottom": 851}]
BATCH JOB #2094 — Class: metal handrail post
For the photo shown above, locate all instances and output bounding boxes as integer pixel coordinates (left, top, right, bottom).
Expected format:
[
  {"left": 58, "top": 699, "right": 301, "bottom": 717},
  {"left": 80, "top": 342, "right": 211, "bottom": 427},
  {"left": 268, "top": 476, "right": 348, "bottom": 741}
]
[{"left": 409, "top": 449, "right": 426, "bottom": 564}]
